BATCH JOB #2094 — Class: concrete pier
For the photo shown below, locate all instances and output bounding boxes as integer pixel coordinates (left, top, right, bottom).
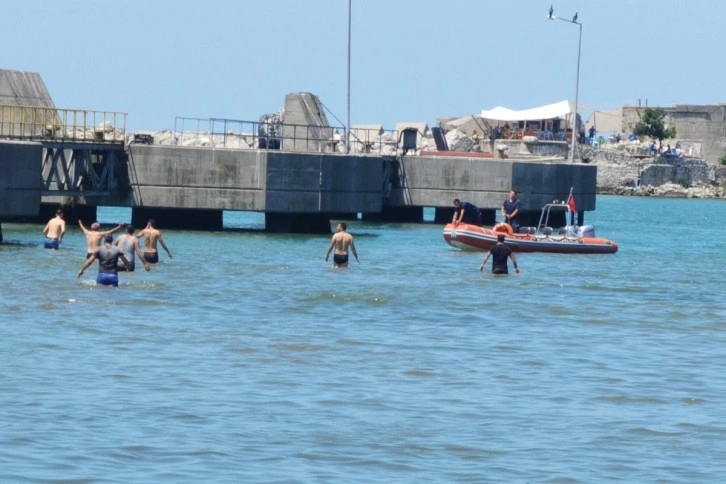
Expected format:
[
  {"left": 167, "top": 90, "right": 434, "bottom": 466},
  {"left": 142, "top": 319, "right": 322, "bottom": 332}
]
[{"left": 2, "top": 141, "right": 597, "bottom": 233}]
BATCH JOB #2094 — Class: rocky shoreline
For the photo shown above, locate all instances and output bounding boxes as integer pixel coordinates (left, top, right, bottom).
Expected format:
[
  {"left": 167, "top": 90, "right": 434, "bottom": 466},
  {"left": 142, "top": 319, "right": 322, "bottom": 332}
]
[{"left": 581, "top": 144, "right": 726, "bottom": 199}]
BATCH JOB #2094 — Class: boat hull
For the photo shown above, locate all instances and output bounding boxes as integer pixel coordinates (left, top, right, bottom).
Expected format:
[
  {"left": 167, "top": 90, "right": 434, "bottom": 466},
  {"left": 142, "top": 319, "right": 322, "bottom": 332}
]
[{"left": 443, "top": 223, "right": 618, "bottom": 254}]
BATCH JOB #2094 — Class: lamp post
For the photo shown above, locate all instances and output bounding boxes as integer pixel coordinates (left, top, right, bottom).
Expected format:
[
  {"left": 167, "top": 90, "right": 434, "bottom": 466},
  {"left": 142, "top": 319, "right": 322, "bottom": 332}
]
[
  {"left": 346, "top": 0, "right": 351, "bottom": 153},
  {"left": 548, "top": 5, "right": 581, "bottom": 163}
]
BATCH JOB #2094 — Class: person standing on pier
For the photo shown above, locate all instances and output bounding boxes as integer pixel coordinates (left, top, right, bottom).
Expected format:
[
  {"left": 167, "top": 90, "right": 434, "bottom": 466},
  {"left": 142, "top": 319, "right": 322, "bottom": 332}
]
[
  {"left": 79, "top": 220, "right": 124, "bottom": 259},
  {"left": 42, "top": 209, "right": 66, "bottom": 249},
  {"left": 137, "top": 219, "right": 172, "bottom": 263},
  {"left": 325, "top": 223, "right": 359, "bottom": 268}
]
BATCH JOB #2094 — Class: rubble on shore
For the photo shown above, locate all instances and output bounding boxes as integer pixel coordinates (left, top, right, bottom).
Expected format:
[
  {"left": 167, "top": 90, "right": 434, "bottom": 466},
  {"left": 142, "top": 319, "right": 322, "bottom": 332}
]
[{"left": 579, "top": 144, "right": 726, "bottom": 199}]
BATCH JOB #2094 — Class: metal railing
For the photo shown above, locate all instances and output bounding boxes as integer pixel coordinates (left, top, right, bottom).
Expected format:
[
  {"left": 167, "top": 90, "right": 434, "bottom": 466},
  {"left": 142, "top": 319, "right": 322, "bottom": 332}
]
[
  {"left": 0, "top": 104, "right": 126, "bottom": 143},
  {"left": 172, "top": 116, "right": 401, "bottom": 155}
]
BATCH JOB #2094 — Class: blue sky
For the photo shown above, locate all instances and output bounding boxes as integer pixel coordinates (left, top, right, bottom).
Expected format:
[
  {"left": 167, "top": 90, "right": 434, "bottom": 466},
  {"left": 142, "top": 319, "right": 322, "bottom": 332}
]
[{"left": 3, "top": 0, "right": 723, "bottom": 132}]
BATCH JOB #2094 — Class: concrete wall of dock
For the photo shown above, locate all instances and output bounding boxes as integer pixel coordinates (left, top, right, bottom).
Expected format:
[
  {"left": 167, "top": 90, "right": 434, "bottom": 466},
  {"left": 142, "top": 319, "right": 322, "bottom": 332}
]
[
  {"left": 2, "top": 141, "right": 597, "bottom": 232},
  {"left": 0, "top": 141, "right": 42, "bottom": 217},
  {"left": 126, "top": 145, "right": 382, "bottom": 213},
  {"left": 387, "top": 154, "right": 596, "bottom": 225}
]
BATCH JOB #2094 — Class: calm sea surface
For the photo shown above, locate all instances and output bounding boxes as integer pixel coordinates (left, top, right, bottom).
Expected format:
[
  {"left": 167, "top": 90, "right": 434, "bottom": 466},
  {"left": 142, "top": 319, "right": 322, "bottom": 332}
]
[{"left": 1, "top": 195, "right": 725, "bottom": 483}]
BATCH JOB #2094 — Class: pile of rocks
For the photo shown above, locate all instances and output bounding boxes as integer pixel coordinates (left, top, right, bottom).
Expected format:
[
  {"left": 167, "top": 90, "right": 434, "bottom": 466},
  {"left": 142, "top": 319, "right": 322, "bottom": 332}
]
[{"left": 580, "top": 144, "right": 726, "bottom": 199}]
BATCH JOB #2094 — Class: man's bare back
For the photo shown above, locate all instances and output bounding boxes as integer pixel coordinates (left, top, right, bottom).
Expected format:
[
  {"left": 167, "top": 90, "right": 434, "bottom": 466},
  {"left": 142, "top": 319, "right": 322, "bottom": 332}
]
[
  {"left": 325, "top": 223, "right": 358, "bottom": 268},
  {"left": 138, "top": 220, "right": 172, "bottom": 261},
  {"left": 43, "top": 215, "right": 65, "bottom": 240},
  {"left": 42, "top": 210, "right": 66, "bottom": 249},
  {"left": 330, "top": 231, "right": 354, "bottom": 254},
  {"left": 79, "top": 221, "right": 123, "bottom": 255}
]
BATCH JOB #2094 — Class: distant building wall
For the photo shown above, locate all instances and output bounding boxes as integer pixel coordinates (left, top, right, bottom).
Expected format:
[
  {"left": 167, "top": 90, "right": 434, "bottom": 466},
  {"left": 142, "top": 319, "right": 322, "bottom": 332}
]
[{"left": 622, "top": 104, "right": 726, "bottom": 164}]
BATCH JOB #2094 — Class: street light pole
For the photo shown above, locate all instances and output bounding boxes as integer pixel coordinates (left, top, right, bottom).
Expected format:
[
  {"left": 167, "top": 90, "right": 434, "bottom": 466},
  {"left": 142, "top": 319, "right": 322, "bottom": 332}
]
[
  {"left": 548, "top": 6, "right": 581, "bottom": 163},
  {"left": 346, "top": 0, "right": 351, "bottom": 153}
]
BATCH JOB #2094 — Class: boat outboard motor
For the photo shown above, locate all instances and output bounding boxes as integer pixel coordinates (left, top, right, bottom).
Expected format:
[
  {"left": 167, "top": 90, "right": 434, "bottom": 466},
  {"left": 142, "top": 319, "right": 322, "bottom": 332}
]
[{"left": 577, "top": 225, "right": 596, "bottom": 237}]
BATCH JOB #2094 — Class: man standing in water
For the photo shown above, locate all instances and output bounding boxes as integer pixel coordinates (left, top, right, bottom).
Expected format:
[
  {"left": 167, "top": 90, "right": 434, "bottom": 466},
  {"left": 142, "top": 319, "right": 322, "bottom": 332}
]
[
  {"left": 137, "top": 219, "right": 172, "bottom": 263},
  {"left": 77, "top": 234, "right": 130, "bottom": 286},
  {"left": 79, "top": 220, "right": 124, "bottom": 259},
  {"left": 480, "top": 234, "right": 520, "bottom": 275},
  {"left": 325, "top": 222, "right": 359, "bottom": 268},
  {"left": 114, "top": 225, "right": 151, "bottom": 272},
  {"left": 42, "top": 209, "right": 66, "bottom": 249}
]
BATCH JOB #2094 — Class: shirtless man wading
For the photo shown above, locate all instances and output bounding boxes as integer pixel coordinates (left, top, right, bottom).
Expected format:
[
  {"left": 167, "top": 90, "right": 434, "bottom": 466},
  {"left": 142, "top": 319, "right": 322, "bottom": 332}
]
[
  {"left": 325, "top": 223, "right": 359, "bottom": 268},
  {"left": 42, "top": 209, "right": 66, "bottom": 249},
  {"left": 79, "top": 220, "right": 124, "bottom": 258},
  {"left": 137, "top": 219, "right": 172, "bottom": 263}
]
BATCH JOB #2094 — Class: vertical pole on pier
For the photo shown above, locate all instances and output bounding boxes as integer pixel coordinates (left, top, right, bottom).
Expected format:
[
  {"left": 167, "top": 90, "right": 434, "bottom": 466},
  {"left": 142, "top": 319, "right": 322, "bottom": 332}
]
[{"left": 346, "top": 0, "right": 352, "bottom": 153}]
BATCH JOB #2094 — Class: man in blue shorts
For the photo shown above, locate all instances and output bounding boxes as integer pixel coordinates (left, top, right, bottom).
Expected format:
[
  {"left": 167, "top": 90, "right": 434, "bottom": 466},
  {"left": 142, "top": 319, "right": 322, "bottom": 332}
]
[
  {"left": 77, "top": 235, "right": 130, "bottom": 286},
  {"left": 480, "top": 234, "right": 520, "bottom": 275},
  {"left": 42, "top": 209, "right": 66, "bottom": 249}
]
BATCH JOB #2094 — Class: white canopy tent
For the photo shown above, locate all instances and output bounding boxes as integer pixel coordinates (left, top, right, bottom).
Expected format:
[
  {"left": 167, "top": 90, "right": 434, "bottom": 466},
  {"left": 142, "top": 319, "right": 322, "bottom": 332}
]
[{"left": 480, "top": 100, "right": 573, "bottom": 122}]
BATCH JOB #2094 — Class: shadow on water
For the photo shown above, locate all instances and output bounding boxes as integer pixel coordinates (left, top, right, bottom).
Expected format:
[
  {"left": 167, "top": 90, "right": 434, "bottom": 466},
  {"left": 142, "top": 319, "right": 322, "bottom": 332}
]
[{"left": 0, "top": 240, "right": 39, "bottom": 248}]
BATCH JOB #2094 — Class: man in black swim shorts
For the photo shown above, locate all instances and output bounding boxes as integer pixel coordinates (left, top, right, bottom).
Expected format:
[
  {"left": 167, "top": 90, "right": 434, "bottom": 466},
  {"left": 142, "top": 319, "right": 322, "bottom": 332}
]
[{"left": 325, "top": 223, "right": 359, "bottom": 268}]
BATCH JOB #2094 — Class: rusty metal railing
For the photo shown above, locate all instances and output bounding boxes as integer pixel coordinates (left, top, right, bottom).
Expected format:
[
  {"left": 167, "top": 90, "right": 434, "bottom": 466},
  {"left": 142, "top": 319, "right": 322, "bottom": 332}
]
[{"left": 0, "top": 104, "right": 126, "bottom": 143}]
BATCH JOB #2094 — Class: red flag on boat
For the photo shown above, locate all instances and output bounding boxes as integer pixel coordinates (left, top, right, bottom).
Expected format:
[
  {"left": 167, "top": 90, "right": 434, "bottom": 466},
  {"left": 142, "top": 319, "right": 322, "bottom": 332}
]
[{"left": 567, "top": 193, "right": 576, "bottom": 212}]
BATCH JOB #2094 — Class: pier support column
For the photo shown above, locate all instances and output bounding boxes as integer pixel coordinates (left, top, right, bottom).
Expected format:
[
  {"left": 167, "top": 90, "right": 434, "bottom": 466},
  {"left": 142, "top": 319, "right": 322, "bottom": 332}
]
[
  {"left": 38, "top": 203, "right": 97, "bottom": 226},
  {"left": 265, "top": 212, "right": 333, "bottom": 233},
  {"left": 434, "top": 207, "right": 454, "bottom": 224},
  {"left": 132, "top": 208, "right": 223, "bottom": 231},
  {"left": 363, "top": 206, "right": 423, "bottom": 223}
]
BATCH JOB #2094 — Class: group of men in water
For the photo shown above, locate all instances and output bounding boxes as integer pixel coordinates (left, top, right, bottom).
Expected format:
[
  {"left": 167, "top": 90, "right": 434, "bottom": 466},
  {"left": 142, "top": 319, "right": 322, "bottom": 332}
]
[
  {"left": 42, "top": 193, "right": 518, "bottom": 282},
  {"left": 42, "top": 209, "right": 172, "bottom": 286}
]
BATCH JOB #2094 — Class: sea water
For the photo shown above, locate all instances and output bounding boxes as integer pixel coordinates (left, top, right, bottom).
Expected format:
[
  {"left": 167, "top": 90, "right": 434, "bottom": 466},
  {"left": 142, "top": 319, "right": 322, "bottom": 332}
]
[{"left": 1, "top": 195, "right": 725, "bottom": 482}]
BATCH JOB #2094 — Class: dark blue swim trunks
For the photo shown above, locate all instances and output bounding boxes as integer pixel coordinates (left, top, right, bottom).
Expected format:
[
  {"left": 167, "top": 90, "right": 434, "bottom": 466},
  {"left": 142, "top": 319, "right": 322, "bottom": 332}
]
[
  {"left": 144, "top": 252, "right": 159, "bottom": 264},
  {"left": 96, "top": 272, "right": 119, "bottom": 287},
  {"left": 44, "top": 237, "right": 60, "bottom": 249}
]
